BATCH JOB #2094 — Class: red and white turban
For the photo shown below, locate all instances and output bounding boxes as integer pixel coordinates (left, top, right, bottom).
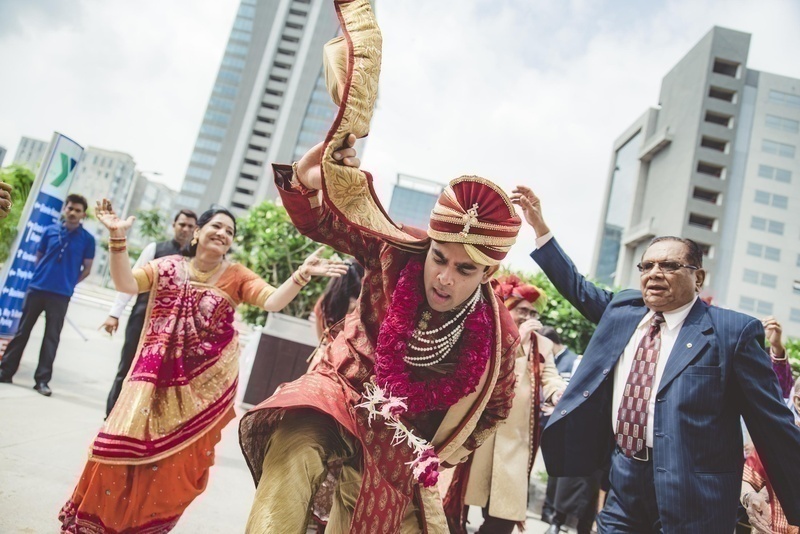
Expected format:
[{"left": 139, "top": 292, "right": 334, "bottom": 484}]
[
  {"left": 494, "top": 274, "right": 548, "bottom": 312},
  {"left": 427, "top": 176, "right": 521, "bottom": 266}
]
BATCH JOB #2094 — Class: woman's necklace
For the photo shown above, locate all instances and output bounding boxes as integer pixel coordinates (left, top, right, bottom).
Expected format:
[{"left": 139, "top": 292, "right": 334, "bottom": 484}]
[{"left": 190, "top": 258, "right": 223, "bottom": 283}]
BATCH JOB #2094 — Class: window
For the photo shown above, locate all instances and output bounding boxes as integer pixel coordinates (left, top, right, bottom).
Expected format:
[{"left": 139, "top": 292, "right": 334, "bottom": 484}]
[
  {"left": 772, "top": 194, "right": 788, "bottom": 209},
  {"left": 218, "top": 70, "right": 241, "bottom": 84},
  {"left": 768, "top": 220, "right": 784, "bottom": 235},
  {"left": 709, "top": 86, "right": 736, "bottom": 102},
  {"left": 769, "top": 90, "right": 800, "bottom": 108},
  {"left": 762, "top": 139, "right": 796, "bottom": 158},
  {"left": 794, "top": 281, "right": 800, "bottom": 295},
  {"left": 277, "top": 48, "right": 296, "bottom": 57},
  {"left": 700, "top": 136, "right": 727, "bottom": 152},
  {"left": 704, "top": 111, "right": 732, "bottom": 128},
  {"left": 190, "top": 152, "right": 217, "bottom": 166},
  {"left": 746, "top": 242, "right": 763, "bottom": 257},
  {"left": 233, "top": 18, "right": 254, "bottom": 32},
  {"left": 240, "top": 172, "right": 257, "bottom": 181},
  {"left": 749, "top": 217, "right": 783, "bottom": 235},
  {"left": 764, "top": 246, "right": 781, "bottom": 262},
  {"left": 214, "top": 84, "right": 238, "bottom": 98},
  {"left": 230, "top": 31, "right": 251, "bottom": 43},
  {"left": 274, "top": 61, "right": 291, "bottom": 69},
  {"left": 232, "top": 202, "right": 249, "bottom": 210},
  {"left": 756, "top": 301, "right": 773, "bottom": 315},
  {"left": 286, "top": 22, "right": 304, "bottom": 30},
  {"left": 765, "top": 115, "right": 800, "bottom": 133},
  {"left": 255, "top": 117, "right": 275, "bottom": 124},
  {"left": 282, "top": 35, "right": 300, "bottom": 43},
  {"left": 176, "top": 195, "right": 201, "bottom": 209},
  {"left": 252, "top": 130, "right": 271, "bottom": 138},
  {"left": 712, "top": 58, "right": 739, "bottom": 77},
  {"left": 269, "top": 75, "right": 287, "bottom": 83},
  {"left": 200, "top": 124, "right": 226, "bottom": 139},
  {"left": 186, "top": 166, "right": 212, "bottom": 181},
  {"left": 743, "top": 269, "right": 759, "bottom": 284},
  {"left": 697, "top": 161, "right": 724, "bottom": 178},
  {"left": 247, "top": 144, "right": 267, "bottom": 152},
  {"left": 226, "top": 43, "right": 249, "bottom": 57},
  {"left": 222, "top": 56, "right": 246, "bottom": 70},
  {"left": 790, "top": 309, "right": 800, "bottom": 323},
  {"left": 261, "top": 103, "right": 279, "bottom": 110},
  {"left": 210, "top": 97, "right": 234, "bottom": 111},
  {"left": 754, "top": 190, "right": 770, "bottom": 205},
  {"left": 244, "top": 158, "right": 262, "bottom": 166},
  {"left": 182, "top": 181, "right": 206, "bottom": 194},
  {"left": 235, "top": 187, "right": 253, "bottom": 195},
  {"left": 693, "top": 187, "right": 720, "bottom": 204},
  {"left": 204, "top": 110, "right": 229, "bottom": 125},
  {"left": 238, "top": 4, "right": 256, "bottom": 18},
  {"left": 739, "top": 296, "right": 755, "bottom": 311},
  {"left": 761, "top": 274, "right": 777, "bottom": 288},
  {"left": 688, "top": 213, "right": 715, "bottom": 230},
  {"left": 757, "top": 164, "right": 793, "bottom": 184},
  {"left": 196, "top": 138, "right": 222, "bottom": 152},
  {"left": 751, "top": 217, "right": 767, "bottom": 231},
  {"left": 696, "top": 243, "right": 712, "bottom": 257},
  {"left": 265, "top": 89, "right": 284, "bottom": 97}
]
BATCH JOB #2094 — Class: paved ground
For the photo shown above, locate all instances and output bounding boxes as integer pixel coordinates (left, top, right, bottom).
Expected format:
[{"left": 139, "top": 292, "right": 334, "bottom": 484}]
[{"left": 0, "top": 292, "right": 552, "bottom": 533}]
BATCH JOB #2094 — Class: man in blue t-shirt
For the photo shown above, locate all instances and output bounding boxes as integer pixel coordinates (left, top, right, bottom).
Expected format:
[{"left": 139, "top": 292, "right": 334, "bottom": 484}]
[{"left": 0, "top": 194, "right": 95, "bottom": 396}]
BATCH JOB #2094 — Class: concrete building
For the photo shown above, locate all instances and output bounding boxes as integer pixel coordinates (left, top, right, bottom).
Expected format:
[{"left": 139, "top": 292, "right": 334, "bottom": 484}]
[
  {"left": 0, "top": 146, "right": 6, "bottom": 167},
  {"left": 591, "top": 26, "right": 800, "bottom": 336},
  {"left": 387, "top": 174, "right": 444, "bottom": 231},
  {"left": 12, "top": 136, "right": 48, "bottom": 171},
  {"left": 69, "top": 147, "right": 137, "bottom": 215},
  {"left": 125, "top": 171, "right": 180, "bottom": 249},
  {"left": 175, "top": 0, "right": 344, "bottom": 216}
]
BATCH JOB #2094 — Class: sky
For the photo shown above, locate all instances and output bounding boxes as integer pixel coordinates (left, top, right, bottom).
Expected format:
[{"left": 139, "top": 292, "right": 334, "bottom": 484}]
[{"left": 1, "top": 0, "right": 799, "bottom": 273}]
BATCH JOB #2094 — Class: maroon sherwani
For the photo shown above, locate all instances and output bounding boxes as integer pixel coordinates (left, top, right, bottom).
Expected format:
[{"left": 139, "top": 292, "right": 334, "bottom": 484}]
[{"left": 239, "top": 165, "right": 519, "bottom": 532}]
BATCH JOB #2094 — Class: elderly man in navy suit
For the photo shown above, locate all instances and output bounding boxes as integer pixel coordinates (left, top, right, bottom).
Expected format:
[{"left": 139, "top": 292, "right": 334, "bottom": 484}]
[{"left": 511, "top": 185, "right": 800, "bottom": 533}]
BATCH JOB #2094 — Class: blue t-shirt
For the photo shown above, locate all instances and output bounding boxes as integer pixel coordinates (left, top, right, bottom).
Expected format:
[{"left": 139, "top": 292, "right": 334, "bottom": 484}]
[{"left": 29, "top": 223, "right": 96, "bottom": 297}]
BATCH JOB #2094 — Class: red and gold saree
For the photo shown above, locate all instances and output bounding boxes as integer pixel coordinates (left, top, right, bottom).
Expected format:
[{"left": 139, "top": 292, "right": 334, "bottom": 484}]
[{"left": 59, "top": 256, "right": 273, "bottom": 533}]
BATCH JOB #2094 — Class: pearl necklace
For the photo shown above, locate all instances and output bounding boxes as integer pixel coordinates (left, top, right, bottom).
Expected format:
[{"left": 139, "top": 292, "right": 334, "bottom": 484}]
[
  {"left": 190, "top": 258, "right": 223, "bottom": 283},
  {"left": 403, "top": 288, "right": 481, "bottom": 367}
]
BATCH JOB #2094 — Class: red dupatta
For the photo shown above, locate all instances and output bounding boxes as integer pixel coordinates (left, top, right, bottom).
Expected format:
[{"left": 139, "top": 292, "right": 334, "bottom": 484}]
[{"left": 90, "top": 256, "right": 240, "bottom": 464}]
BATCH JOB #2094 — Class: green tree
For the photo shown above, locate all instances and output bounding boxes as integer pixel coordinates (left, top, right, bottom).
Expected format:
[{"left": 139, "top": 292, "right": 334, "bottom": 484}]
[
  {"left": 233, "top": 200, "right": 332, "bottom": 325},
  {"left": 135, "top": 208, "right": 169, "bottom": 242},
  {"left": 781, "top": 337, "right": 800, "bottom": 377},
  {"left": 0, "top": 165, "right": 36, "bottom": 263},
  {"left": 500, "top": 267, "right": 605, "bottom": 354}
]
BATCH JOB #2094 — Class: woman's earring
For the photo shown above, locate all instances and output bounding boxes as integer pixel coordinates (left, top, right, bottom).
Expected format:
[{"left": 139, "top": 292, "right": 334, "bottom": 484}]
[{"left": 191, "top": 237, "right": 198, "bottom": 246}]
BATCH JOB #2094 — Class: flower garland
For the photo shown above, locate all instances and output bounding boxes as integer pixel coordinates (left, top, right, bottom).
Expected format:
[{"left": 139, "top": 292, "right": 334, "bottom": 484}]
[
  {"left": 372, "top": 257, "right": 493, "bottom": 414},
  {"left": 356, "top": 257, "right": 493, "bottom": 487}
]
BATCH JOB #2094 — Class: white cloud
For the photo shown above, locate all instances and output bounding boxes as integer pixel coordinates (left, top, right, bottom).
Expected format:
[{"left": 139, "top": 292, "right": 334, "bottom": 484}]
[{"left": 1, "top": 0, "right": 797, "bottom": 274}]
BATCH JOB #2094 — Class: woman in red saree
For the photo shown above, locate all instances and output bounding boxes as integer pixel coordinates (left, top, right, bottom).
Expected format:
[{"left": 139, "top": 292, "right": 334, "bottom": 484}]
[{"left": 59, "top": 202, "right": 346, "bottom": 533}]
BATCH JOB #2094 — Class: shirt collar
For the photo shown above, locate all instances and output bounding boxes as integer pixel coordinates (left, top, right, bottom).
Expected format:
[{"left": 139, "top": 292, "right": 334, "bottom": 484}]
[
  {"left": 554, "top": 347, "right": 567, "bottom": 358},
  {"left": 638, "top": 296, "right": 698, "bottom": 331}
]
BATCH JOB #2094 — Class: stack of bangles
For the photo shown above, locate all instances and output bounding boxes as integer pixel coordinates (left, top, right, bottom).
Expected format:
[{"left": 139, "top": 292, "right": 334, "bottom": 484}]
[
  {"left": 108, "top": 236, "right": 127, "bottom": 254},
  {"left": 291, "top": 269, "right": 310, "bottom": 287}
]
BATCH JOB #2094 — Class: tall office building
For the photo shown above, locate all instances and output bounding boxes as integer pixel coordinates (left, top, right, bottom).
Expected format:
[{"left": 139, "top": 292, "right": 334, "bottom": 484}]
[
  {"left": 175, "top": 0, "right": 343, "bottom": 216},
  {"left": 591, "top": 26, "right": 800, "bottom": 336},
  {"left": 12, "top": 136, "right": 48, "bottom": 171},
  {"left": 387, "top": 174, "right": 444, "bottom": 231}
]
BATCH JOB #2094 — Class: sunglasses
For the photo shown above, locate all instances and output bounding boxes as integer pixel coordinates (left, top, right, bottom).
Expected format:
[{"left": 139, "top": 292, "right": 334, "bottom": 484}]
[{"left": 637, "top": 261, "right": 699, "bottom": 274}]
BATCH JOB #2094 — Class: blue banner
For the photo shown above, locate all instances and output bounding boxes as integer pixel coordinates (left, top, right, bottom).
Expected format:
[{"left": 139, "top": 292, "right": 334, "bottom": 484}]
[{"left": 0, "top": 133, "right": 83, "bottom": 337}]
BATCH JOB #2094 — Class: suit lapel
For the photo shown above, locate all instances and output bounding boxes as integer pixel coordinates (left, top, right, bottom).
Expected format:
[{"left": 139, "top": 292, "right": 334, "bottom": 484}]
[{"left": 657, "top": 299, "right": 713, "bottom": 394}]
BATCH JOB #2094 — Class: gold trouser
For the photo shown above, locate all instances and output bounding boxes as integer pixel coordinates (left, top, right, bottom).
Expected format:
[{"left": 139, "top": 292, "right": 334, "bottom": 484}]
[{"left": 245, "top": 409, "right": 448, "bottom": 533}]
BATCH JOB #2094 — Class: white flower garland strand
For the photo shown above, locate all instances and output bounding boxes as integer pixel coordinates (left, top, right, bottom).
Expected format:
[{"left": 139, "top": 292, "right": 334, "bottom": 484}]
[{"left": 355, "top": 382, "right": 441, "bottom": 486}]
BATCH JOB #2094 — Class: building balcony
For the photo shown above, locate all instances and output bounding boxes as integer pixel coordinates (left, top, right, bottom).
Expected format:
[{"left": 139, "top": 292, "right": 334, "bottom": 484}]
[
  {"left": 638, "top": 127, "right": 673, "bottom": 162},
  {"left": 622, "top": 217, "right": 656, "bottom": 247}
]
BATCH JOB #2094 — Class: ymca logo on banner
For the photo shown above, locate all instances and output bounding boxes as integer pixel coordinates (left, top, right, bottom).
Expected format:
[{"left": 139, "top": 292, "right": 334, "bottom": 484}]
[{"left": 0, "top": 133, "right": 83, "bottom": 339}]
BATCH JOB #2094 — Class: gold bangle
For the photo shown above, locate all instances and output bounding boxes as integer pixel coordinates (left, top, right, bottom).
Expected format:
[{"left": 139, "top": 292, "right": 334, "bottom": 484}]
[{"left": 291, "top": 271, "right": 309, "bottom": 287}]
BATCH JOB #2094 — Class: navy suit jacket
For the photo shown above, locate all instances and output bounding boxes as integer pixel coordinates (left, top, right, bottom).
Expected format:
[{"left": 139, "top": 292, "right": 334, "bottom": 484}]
[{"left": 534, "top": 238, "right": 800, "bottom": 532}]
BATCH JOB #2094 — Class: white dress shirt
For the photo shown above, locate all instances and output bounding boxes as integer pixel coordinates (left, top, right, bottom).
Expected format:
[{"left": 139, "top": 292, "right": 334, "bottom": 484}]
[
  {"left": 108, "top": 242, "right": 156, "bottom": 318},
  {"left": 612, "top": 297, "right": 697, "bottom": 446}
]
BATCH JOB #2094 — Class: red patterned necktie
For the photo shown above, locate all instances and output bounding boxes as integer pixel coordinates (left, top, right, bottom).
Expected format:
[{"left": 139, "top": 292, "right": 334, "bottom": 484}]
[{"left": 615, "top": 312, "right": 665, "bottom": 457}]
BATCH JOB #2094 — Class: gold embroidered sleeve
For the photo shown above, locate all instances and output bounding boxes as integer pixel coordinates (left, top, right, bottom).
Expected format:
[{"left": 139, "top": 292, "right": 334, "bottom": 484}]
[
  {"left": 254, "top": 284, "right": 276, "bottom": 310},
  {"left": 132, "top": 267, "right": 153, "bottom": 293}
]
